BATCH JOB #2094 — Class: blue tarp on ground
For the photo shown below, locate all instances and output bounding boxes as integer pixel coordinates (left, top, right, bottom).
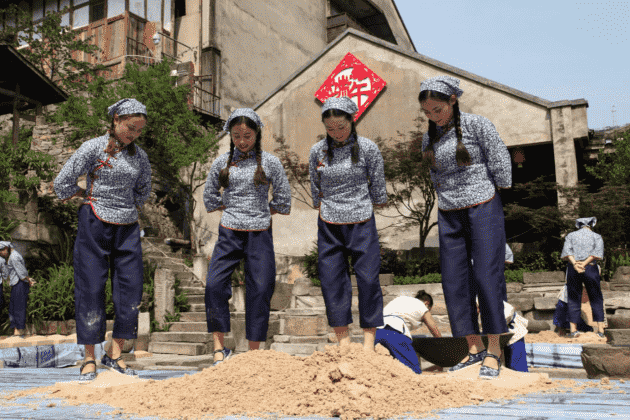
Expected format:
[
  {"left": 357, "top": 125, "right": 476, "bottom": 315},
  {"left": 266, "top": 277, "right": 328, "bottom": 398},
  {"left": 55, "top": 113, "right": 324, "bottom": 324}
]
[
  {"left": 0, "top": 342, "right": 108, "bottom": 368},
  {"left": 525, "top": 343, "right": 584, "bottom": 369}
]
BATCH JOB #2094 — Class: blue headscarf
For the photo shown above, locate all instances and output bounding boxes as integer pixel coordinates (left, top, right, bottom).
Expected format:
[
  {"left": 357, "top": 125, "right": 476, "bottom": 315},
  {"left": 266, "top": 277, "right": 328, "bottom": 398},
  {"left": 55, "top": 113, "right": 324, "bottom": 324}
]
[
  {"left": 108, "top": 98, "right": 147, "bottom": 117},
  {"left": 420, "top": 75, "right": 464, "bottom": 98},
  {"left": 321, "top": 96, "right": 359, "bottom": 115},
  {"left": 223, "top": 108, "right": 264, "bottom": 133},
  {"left": 576, "top": 217, "right": 597, "bottom": 229}
]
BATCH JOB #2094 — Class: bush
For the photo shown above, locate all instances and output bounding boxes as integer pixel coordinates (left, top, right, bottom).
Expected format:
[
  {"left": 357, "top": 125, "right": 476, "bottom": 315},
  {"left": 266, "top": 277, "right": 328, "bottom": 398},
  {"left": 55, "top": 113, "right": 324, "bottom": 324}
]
[
  {"left": 605, "top": 250, "right": 630, "bottom": 282},
  {"left": 393, "top": 273, "right": 441, "bottom": 285},
  {"left": 504, "top": 269, "right": 527, "bottom": 283}
]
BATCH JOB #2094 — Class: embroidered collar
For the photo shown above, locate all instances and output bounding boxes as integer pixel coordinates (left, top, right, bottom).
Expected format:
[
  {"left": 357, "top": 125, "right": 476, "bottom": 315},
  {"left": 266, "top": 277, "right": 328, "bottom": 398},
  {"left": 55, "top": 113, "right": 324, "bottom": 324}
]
[
  {"left": 104, "top": 132, "right": 127, "bottom": 157},
  {"left": 230, "top": 148, "right": 256, "bottom": 166},
  {"left": 331, "top": 134, "right": 357, "bottom": 149}
]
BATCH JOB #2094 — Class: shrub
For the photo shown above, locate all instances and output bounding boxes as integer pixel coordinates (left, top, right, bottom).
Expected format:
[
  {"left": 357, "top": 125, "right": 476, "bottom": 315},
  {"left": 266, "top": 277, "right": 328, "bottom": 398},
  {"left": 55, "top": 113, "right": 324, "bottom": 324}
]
[
  {"left": 393, "top": 273, "right": 441, "bottom": 285},
  {"left": 504, "top": 269, "right": 527, "bottom": 283}
]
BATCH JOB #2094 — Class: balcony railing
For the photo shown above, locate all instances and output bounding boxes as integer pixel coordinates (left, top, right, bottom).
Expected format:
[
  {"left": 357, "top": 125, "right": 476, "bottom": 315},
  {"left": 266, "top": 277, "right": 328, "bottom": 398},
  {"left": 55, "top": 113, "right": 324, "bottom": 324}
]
[{"left": 192, "top": 84, "right": 220, "bottom": 118}]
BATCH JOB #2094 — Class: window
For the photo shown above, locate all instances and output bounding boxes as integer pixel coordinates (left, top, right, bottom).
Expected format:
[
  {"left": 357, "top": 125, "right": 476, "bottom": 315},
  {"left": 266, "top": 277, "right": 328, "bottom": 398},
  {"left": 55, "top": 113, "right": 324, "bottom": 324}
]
[
  {"left": 45, "top": 0, "right": 58, "bottom": 15},
  {"left": 174, "top": 0, "right": 185, "bottom": 18},
  {"left": 73, "top": 5, "right": 88, "bottom": 28},
  {"left": 130, "top": 0, "right": 145, "bottom": 18},
  {"left": 90, "top": 0, "right": 105, "bottom": 21},
  {"left": 147, "top": 0, "right": 160, "bottom": 22},
  {"left": 107, "top": 0, "right": 125, "bottom": 18},
  {"left": 33, "top": 0, "right": 44, "bottom": 20}
]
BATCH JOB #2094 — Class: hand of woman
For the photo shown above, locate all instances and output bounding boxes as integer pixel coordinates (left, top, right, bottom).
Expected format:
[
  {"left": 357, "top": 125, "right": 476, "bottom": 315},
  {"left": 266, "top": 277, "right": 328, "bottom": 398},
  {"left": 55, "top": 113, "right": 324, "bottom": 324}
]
[{"left": 573, "top": 261, "right": 586, "bottom": 273}]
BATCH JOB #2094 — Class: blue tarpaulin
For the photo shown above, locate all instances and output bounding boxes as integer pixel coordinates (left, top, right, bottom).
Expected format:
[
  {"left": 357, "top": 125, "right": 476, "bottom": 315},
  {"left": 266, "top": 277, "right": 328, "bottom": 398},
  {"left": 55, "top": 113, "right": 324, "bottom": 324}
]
[{"left": 0, "top": 342, "right": 108, "bottom": 368}]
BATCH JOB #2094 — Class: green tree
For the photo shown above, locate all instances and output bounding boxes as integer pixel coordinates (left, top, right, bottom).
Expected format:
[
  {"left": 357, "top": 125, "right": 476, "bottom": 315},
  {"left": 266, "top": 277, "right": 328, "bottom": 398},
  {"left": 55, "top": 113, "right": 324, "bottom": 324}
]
[
  {"left": 0, "top": 126, "right": 56, "bottom": 206},
  {"left": 586, "top": 129, "right": 630, "bottom": 186},
  {"left": 0, "top": 4, "right": 108, "bottom": 94},
  {"left": 52, "top": 59, "right": 219, "bottom": 253},
  {"left": 373, "top": 116, "right": 436, "bottom": 253}
]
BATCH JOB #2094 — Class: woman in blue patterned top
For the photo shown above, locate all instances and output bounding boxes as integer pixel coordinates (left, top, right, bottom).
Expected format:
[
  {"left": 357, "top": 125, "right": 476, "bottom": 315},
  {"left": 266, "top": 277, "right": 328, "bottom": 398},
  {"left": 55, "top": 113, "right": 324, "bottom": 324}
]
[
  {"left": 54, "top": 98, "right": 151, "bottom": 381},
  {"left": 419, "top": 76, "right": 512, "bottom": 379},
  {"left": 560, "top": 217, "right": 605, "bottom": 338},
  {"left": 204, "top": 108, "right": 291, "bottom": 366},
  {"left": 309, "top": 96, "right": 388, "bottom": 352},
  {"left": 0, "top": 242, "right": 37, "bottom": 337}
]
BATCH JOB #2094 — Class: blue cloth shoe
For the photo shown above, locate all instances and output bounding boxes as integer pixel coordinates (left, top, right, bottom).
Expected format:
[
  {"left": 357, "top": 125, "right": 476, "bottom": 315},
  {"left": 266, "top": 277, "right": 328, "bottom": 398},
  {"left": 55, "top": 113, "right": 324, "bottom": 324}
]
[
  {"left": 479, "top": 353, "right": 502, "bottom": 380},
  {"left": 101, "top": 354, "right": 138, "bottom": 376},
  {"left": 449, "top": 349, "right": 487, "bottom": 372},
  {"left": 597, "top": 332, "right": 605, "bottom": 338},
  {"left": 212, "top": 348, "right": 233, "bottom": 367},
  {"left": 79, "top": 360, "right": 97, "bottom": 382},
  {"left": 567, "top": 331, "right": 581, "bottom": 338}
]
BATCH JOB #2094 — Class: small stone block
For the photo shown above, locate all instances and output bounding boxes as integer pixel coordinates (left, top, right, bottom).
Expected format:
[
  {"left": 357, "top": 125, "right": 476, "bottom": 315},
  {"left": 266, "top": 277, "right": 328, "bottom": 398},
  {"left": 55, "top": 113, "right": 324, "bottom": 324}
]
[
  {"left": 582, "top": 344, "right": 630, "bottom": 379},
  {"left": 270, "top": 282, "right": 293, "bottom": 311},
  {"left": 506, "top": 283, "right": 523, "bottom": 293},
  {"left": 612, "top": 266, "right": 630, "bottom": 284},
  {"left": 283, "top": 316, "right": 328, "bottom": 336},
  {"left": 526, "top": 319, "right": 552, "bottom": 333},
  {"left": 291, "top": 278, "right": 313, "bottom": 296},
  {"left": 269, "top": 343, "right": 318, "bottom": 355},
  {"left": 510, "top": 297, "right": 535, "bottom": 312},
  {"left": 273, "top": 335, "right": 291, "bottom": 343},
  {"left": 604, "top": 329, "right": 630, "bottom": 346},
  {"left": 534, "top": 297, "right": 559, "bottom": 311},
  {"left": 607, "top": 316, "right": 630, "bottom": 329},
  {"left": 523, "top": 271, "right": 565, "bottom": 284}
]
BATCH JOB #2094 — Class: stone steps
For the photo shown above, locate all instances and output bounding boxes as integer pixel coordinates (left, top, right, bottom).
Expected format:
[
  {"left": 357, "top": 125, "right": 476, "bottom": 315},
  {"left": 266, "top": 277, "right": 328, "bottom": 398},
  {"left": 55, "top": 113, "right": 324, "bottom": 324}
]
[
  {"left": 169, "top": 322, "right": 208, "bottom": 333},
  {"left": 181, "top": 287, "right": 204, "bottom": 296},
  {"left": 179, "top": 312, "right": 206, "bottom": 322},
  {"left": 151, "top": 332, "right": 215, "bottom": 343},
  {"left": 186, "top": 295, "right": 204, "bottom": 305}
]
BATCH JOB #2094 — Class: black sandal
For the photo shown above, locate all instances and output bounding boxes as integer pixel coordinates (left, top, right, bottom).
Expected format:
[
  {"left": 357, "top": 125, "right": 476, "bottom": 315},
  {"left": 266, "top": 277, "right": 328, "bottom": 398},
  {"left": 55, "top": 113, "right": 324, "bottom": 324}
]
[
  {"left": 101, "top": 354, "right": 138, "bottom": 376},
  {"left": 79, "top": 360, "right": 97, "bottom": 382},
  {"left": 479, "top": 353, "right": 502, "bottom": 380}
]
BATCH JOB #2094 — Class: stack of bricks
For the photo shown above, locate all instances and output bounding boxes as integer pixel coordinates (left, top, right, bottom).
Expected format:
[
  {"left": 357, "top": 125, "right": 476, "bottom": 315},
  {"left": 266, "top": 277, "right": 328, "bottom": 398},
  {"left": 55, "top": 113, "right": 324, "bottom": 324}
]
[{"left": 268, "top": 276, "right": 451, "bottom": 357}]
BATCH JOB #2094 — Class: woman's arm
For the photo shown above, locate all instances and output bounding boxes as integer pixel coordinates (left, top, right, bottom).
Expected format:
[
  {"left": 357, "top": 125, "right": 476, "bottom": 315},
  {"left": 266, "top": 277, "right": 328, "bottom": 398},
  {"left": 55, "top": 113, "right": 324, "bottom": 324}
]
[
  {"left": 54, "top": 141, "right": 97, "bottom": 201},
  {"left": 308, "top": 147, "right": 322, "bottom": 209},
  {"left": 203, "top": 157, "right": 226, "bottom": 212},
  {"left": 269, "top": 157, "right": 292, "bottom": 215},
  {"left": 421, "top": 311, "right": 442, "bottom": 338},
  {"left": 474, "top": 116, "right": 511, "bottom": 189},
  {"left": 364, "top": 141, "right": 387, "bottom": 206}
]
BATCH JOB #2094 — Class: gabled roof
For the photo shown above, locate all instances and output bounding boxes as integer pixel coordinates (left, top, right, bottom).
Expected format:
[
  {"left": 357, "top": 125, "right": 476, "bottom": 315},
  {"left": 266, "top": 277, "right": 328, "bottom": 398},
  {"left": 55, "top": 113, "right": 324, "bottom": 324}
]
[
  {"left": 0, "top": 44, "right": 68, "bottom": 115},
  {"left": 253, "top": 28, "right": 588, "bottom": 112}
]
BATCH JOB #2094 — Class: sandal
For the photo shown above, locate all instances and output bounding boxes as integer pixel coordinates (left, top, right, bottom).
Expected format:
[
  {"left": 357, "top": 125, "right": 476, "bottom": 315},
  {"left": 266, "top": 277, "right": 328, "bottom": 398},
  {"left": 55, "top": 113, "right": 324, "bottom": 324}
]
[
  {"left": 101, "top": 354, "right": 138, "bottom": 376},
  {"left": 479, "top": 353, "right": 502, "bottom": 380},
  {"left": 79, "top": 360, "right": 97, "bottom": 382},
  {"left": 597, "top": 332, "right": 605, "bottom": 338},
  {"left": 567, "top": 331, "right": 581, "bottom": 338},
  {"left": 449, "top": 349, "right": 487, "bottom": 372},
  {"left": 212, "top": 348, "right": 233, "bottom": 367}
]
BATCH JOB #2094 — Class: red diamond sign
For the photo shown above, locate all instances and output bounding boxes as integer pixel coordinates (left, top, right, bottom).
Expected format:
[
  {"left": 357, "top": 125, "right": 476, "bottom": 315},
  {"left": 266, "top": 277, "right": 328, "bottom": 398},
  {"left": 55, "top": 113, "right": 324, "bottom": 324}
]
[{"left": 315, "top": 52, "right": 387, "bottom": 121}]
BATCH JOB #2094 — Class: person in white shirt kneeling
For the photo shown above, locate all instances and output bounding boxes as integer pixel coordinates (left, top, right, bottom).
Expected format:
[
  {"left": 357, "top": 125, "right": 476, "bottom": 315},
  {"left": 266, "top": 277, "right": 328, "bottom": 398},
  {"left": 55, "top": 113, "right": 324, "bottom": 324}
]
[{"left": 375, "top": 290, "right": 442, "bottom": 374}]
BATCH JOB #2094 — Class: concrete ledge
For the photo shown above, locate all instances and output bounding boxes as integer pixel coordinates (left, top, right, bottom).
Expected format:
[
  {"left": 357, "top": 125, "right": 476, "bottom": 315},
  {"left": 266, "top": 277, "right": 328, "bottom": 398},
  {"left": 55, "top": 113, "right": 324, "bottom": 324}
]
[{"left": 269, "top": 343, "right": 318, "bottom": 355}]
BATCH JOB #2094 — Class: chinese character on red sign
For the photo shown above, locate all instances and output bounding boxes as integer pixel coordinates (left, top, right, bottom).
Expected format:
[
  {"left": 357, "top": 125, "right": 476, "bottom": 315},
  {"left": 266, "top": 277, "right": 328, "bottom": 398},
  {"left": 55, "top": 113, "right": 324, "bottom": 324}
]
[{"left": 315, "top": 52, "right": 386, "bottom": 121}]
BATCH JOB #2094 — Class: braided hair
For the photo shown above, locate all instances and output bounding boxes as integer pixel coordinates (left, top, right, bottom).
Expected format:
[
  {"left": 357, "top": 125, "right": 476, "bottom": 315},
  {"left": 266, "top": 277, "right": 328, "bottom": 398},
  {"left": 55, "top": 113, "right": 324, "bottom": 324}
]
[
  {"left": 418, "top": 90, "right": 471, "bottom": 167},
  {"left": 219, "top": 116, "right": 267, "bottom": 189},
  {"left": 322, "top": 109, "right": 359, "bottom": 164}
]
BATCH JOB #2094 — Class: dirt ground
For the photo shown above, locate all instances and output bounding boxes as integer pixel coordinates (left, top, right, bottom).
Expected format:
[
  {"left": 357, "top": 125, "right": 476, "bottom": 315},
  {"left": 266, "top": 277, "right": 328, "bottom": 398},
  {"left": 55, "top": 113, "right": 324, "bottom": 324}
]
[
  {"left": 3, "top": 343, "right": 622, "bottom": 420},
  {"left": 525, "top": 330, "right": 607, "bottom": 344}
]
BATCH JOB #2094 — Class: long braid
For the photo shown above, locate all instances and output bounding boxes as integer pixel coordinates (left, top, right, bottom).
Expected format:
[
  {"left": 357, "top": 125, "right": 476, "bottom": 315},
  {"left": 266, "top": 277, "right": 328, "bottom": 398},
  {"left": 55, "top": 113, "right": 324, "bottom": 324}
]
[
  {"left": 326, "top": 135, "right": 334, "bottom": 163},
  {"left": 253, "top": 135, "right": 268, "bottom": 186},
  {"left": 453, "top": 102, "right": 471, "bottom": 166},
  {"left": 422, "top": 120, "right": 438, "bottom": 168},
  {"left": 219, "top": 141, "right": 235, "bottom": 189},
  {"left": 350, "top": 121, "right": 359, "bottom": 164}
]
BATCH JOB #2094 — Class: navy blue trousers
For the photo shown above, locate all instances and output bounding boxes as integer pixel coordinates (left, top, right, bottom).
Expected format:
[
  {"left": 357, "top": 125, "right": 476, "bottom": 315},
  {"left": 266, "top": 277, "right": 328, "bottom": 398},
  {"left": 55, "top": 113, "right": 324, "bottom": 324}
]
[
  {"left": 566, "top": 264, "right": 605, "bottom": 324},
  {"left": 438, "top": 196, "right": 508, "bottom": 337},
  {"left": 375, "top": 326, "right": 422, "bottom": 374},
  {"left": 553, "top": 300, "right": 593, "bottom": 332},
  {"left": 3, "top": 281, "right": 30, "bottom": 330},
  {"left": 205, "top": 225, "right": 276, "bottom": 342},
  {"left": 504, "top": 337, "right": 528, "bottom": 372},
  {"left": 317, "top": 216, "right": 383, "bottom": 329},
  {"left": 74, "top": 205, "right": 144, "bottom": 345}
]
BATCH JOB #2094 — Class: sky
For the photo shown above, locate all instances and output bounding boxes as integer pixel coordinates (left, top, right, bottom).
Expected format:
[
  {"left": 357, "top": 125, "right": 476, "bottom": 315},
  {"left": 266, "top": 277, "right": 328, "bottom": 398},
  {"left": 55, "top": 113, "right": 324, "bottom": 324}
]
[{"left": 394, "top": 0, "right": 629, "bottom": 130}]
